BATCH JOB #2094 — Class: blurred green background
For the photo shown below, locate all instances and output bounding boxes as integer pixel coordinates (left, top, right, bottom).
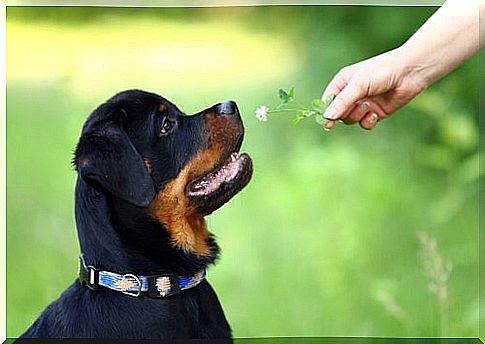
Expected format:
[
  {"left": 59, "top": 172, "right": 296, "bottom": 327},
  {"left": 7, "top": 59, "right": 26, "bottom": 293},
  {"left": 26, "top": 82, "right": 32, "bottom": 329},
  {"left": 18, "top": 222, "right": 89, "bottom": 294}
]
[{"left": 6, "top": 6, "right": 480, "bottom": 338}]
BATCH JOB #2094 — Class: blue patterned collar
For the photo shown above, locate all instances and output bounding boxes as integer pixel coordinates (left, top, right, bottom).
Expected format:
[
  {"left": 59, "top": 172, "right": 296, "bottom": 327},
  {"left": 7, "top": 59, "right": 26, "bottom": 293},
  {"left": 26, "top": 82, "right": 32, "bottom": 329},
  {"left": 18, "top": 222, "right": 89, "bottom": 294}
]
[{"left": 78, "top": 254, "right": 206, "bottom": 298}]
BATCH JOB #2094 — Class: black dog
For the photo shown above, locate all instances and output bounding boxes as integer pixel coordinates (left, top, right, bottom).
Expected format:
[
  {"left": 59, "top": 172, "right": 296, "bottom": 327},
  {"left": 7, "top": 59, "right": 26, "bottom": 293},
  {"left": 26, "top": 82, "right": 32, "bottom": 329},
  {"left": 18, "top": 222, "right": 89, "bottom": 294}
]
[{"left": 20, "top": 90, "right": 253, "bottom": 339}]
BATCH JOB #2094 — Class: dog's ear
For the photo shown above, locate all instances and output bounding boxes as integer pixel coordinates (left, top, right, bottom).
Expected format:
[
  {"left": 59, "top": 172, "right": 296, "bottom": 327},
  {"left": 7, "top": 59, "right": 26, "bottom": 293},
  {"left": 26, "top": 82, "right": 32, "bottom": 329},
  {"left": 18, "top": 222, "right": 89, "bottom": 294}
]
[{"left": 74, "top": 111, "right": 155, "bottom": 207}]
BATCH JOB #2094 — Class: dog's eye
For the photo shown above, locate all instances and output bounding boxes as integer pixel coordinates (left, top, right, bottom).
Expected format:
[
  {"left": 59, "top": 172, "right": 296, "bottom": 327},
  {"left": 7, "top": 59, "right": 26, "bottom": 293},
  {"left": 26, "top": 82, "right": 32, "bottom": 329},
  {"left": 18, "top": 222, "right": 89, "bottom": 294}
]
[{"left": 160, "top": 117, "right": 176, "bottom": 136}]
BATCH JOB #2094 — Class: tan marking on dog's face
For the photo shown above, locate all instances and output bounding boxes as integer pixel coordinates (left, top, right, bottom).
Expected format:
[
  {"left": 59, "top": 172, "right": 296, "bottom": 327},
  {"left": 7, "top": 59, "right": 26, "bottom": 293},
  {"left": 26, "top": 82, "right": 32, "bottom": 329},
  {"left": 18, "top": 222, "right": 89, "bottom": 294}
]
[
  {"left": 147, "top": 110, "right": 242, "bottom": 256},
  {"left": 158, "top": 103, "right": 167, "bottom": 112},
  {"left": 148, "top": 147, "right": 222, "bottom": 256}
]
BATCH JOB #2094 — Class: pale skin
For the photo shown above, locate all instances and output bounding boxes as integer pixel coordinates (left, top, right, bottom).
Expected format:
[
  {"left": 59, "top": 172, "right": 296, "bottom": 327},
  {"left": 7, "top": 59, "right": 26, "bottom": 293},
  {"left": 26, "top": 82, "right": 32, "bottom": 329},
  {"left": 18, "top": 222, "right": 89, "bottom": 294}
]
[{"left": 322, "top": 0, "right": 483, "bottom": 131}]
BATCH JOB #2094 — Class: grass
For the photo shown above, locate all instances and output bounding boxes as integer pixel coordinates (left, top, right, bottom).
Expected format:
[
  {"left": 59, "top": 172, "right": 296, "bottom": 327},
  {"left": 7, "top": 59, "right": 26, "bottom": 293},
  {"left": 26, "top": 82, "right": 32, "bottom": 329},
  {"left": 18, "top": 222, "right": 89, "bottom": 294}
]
[{"left": 6, "top": 6, "right": 480, "bottom": 338}]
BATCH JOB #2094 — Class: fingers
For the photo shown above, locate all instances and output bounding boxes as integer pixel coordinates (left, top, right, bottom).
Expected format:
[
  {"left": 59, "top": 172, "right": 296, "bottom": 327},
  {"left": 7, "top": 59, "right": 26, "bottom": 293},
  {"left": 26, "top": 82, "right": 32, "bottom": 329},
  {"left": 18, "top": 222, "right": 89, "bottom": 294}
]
[
  {"left": 322, "top": 68, "right": 352, "bottom": 101},
  {"left": 342, "top": 99, "right": 386, "bottom": 121},
  {"left": 337, "top": 96, "right": 387, "bottom": 130},
  {"left": 321, "top": 65, "right": 386, "bottom": 131},
  {"left": 322, "top": 115, "right": 380, "bottom": 131},
  {"left": 325, "top": 99, "right": 383, "bottom": 131},
  {"left": 359, "top": 112, "right": 379, "bottom": 130},
  {"left": 323, "top": 79, "right": 366, "bottom": 120},
  {"left": 323, "top": 113, "right": 380, "bottom": 131},
  {"left": 323, "top": 119, "right": 335, "bottom": 131},
  {"left": 342, "top": 100, "right": 370, "bottom": 124}
]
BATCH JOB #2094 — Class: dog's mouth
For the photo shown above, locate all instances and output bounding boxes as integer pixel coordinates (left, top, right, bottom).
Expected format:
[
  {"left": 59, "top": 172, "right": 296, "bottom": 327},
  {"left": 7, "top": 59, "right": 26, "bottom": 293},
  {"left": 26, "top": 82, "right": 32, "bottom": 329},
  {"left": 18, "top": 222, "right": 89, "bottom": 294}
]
[
  {"left": 186, "top": 150, "right": 252, "bottom": 215},
  {"left": 187, "top": 152, "right": 251, "bottom": 197}
]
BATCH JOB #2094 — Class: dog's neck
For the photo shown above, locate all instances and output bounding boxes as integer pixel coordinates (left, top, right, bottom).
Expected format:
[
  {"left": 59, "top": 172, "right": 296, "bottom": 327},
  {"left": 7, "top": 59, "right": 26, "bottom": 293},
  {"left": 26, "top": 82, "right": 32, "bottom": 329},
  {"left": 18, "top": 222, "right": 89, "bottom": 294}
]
[{"left": 74, "top": 178, "right": 219, "bottom": 276}]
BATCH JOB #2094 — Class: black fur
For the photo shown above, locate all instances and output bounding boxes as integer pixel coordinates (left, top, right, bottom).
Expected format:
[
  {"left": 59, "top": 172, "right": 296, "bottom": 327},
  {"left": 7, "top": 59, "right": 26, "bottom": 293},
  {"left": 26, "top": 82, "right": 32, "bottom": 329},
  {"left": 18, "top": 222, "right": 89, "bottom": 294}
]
[{"left": 19, "top": 90, "right": 248, "bottom": 340}]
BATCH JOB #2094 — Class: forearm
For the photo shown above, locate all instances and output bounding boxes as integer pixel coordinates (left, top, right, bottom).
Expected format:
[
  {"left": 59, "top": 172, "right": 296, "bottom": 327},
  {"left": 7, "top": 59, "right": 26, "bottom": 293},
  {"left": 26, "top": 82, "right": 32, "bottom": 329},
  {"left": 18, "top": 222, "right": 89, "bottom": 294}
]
[{"left": 399, "top": 0, "right": 482, "bottom": 89}]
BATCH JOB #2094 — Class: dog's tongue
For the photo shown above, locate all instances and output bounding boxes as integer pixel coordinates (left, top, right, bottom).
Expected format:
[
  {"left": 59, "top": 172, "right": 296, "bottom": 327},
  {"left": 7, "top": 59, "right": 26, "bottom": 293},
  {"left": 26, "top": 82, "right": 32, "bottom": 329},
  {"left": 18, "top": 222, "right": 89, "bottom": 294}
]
[{"left": 188, "top": 153, "right": 243, "bottom": 197}]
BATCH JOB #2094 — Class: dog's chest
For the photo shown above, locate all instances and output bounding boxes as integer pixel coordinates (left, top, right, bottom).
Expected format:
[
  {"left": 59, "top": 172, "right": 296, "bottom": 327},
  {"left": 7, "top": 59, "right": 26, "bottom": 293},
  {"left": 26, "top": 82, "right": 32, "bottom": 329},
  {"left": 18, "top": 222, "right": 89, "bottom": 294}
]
[{"left": 51, "top": 281, "right": 231, "bottom": 339}]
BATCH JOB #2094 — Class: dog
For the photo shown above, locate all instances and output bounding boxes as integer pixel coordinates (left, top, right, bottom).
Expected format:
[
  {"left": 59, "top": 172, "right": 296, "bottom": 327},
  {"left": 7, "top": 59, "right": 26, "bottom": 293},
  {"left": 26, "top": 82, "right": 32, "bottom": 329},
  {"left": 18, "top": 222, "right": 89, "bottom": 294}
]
[{"left": 20, "top": 89, "right": 253, "bottom": 339}]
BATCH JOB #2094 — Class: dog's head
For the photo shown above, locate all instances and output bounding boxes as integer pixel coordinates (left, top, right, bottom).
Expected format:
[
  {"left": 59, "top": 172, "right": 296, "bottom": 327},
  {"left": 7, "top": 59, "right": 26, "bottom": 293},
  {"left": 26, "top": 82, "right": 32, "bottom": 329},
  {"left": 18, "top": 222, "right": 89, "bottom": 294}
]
[{"left": 74, "top": 89, "right": 252, "bottom": 256}]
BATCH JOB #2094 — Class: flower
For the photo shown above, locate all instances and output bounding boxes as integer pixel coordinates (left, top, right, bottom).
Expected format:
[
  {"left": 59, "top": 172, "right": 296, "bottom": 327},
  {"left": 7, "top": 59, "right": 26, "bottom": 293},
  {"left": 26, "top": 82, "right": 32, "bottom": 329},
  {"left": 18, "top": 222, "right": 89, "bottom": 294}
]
[
  {"left": 255, "top": 105, "right": 269, "bottom": 122},
  {"left": 254, "top": 87, "right": 335, "bottom": 130}
]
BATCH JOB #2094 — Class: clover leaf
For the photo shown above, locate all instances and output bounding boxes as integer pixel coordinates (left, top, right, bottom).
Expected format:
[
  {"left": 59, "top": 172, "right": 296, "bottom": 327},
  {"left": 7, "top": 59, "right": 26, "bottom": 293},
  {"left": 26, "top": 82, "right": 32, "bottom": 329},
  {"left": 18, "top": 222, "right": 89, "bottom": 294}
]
[{"left": 255, "top": 87, "right": 335, "bottom": 131}]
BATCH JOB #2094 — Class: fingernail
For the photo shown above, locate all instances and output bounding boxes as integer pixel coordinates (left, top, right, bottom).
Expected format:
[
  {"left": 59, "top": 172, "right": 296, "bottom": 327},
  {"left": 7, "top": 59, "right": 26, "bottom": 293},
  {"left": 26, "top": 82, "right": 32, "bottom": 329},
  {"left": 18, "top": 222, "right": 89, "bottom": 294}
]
[
  {"left": 324, "top": 106, "right": 338, "bottom": 119},
  {"left": 360, "top": 101, "right": 370, "bottom": 112},
  {"left": 368, "top": 113, "right": 378, "bottom": 123},
  {"left": 323, "top": 120, "right": 334, "bottom": 132}
]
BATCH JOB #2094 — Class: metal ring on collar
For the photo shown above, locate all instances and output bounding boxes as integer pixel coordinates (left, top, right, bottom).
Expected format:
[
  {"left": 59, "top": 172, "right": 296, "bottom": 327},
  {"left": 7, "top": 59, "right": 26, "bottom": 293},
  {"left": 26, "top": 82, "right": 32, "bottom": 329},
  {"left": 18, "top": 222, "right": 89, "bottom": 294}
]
[{"left": 120, "top": 274, "right": 142, "bottom": 297}]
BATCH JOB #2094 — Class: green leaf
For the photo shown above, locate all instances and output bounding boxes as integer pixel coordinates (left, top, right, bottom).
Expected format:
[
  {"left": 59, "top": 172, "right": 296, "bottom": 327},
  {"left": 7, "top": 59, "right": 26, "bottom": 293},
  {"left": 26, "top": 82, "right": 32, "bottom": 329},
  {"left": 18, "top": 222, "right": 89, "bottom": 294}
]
[
  {"left": 315, "top": 114, "right": 327, "bottom": 125},
  {"left": 278, "top": 88, "right": 289, "bottom": 102},
  {"left": 272, "top": 87, "right": 331, "bottom": 128},
  {"left": 312, "top": 98, "right": 325, "bottom": 112},
  {"left": 324, "top": 94, "right": 336, "bottom": 106},
  {"left": 278, "top": 87, "right": 295, "bottom": 106}
]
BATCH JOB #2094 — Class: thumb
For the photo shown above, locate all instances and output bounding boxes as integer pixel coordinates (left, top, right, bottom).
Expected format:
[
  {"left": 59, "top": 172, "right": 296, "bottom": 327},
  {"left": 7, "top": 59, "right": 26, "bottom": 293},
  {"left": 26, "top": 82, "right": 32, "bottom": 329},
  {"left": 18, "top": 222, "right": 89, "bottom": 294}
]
[{"left": 323, "top": 80, "right": 366, "bottom": 120}]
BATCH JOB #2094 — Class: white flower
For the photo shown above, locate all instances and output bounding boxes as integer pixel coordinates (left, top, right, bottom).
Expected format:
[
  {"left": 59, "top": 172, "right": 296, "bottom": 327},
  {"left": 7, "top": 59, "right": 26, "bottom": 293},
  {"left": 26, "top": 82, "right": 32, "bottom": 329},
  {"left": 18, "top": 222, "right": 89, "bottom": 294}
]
[{"left": 255, "top": 105, "right": 269, "bottom": 122}]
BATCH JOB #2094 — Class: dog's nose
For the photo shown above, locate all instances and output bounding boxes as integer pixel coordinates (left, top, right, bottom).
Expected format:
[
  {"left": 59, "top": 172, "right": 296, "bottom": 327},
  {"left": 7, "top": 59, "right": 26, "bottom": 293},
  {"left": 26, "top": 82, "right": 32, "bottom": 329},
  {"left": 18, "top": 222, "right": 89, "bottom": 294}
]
[{"left": 215, "top": 101, "right": 238, "bottom": 116}]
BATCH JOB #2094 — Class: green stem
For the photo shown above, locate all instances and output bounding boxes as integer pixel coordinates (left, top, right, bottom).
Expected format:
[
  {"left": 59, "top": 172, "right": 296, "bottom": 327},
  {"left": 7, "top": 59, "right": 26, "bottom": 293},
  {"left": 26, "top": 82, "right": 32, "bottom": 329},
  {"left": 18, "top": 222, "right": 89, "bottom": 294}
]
[{"left": 268, "top": 108, "right": 304, "bottom": 114}]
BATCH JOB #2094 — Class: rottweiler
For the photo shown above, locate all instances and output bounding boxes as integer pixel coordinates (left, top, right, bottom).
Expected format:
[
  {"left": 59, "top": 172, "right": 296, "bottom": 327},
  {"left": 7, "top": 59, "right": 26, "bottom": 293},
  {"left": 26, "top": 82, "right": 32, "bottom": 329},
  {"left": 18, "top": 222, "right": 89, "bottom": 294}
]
[{"left": 20, "top": 89, "right": 253, "bottom": 340}]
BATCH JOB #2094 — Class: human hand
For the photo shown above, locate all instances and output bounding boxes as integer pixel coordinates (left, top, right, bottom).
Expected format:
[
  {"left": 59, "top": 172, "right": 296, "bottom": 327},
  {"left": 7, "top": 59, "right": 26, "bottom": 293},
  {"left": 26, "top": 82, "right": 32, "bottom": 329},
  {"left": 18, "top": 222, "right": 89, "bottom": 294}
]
[{"left": 322, "top": 48, "right": 427, "bottom": 130}]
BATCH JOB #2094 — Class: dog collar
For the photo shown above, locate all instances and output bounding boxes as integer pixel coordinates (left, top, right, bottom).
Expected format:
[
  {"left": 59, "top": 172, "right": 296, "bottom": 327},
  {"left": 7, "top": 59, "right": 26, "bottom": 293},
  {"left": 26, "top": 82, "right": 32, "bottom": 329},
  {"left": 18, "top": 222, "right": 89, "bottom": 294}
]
[{"left": 78, "top": 255, "right": 206, "bottom": 298}]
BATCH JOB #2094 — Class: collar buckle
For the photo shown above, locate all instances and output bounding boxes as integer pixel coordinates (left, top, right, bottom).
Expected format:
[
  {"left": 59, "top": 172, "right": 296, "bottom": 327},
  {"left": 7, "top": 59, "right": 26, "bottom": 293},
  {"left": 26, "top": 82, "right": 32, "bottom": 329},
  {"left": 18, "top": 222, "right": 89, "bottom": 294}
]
[
  {"left": 78, "top": 255, "right": 99, "bottom": 290},
  {"left": 86, "top": 266, "right": 99, "bottom": 291}
]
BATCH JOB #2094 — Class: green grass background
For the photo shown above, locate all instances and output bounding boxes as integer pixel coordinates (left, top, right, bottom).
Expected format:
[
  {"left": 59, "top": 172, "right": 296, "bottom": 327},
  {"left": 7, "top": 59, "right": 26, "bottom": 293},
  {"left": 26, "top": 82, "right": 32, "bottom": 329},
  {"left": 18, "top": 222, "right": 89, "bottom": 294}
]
[{"left": 6, "top": 6, "right": 480, "bottom": 338}]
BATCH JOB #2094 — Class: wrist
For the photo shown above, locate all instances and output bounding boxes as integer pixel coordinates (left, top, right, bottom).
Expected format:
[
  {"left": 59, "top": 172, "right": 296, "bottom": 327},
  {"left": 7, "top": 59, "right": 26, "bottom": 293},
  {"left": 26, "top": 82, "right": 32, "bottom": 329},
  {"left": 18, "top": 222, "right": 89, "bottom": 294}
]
[{"left": 393, "top": 44, "right": 432, "bottom": 93}]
